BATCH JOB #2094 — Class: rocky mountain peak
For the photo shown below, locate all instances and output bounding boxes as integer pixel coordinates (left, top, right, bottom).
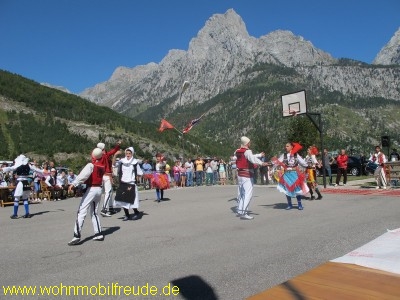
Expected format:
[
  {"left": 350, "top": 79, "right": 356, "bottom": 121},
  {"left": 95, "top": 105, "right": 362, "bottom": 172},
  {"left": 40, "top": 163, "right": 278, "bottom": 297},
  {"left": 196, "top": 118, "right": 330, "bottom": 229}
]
[
  {"left": 373, "top": 27, "right": 400, "bottom": 65},
  {"left": 81, "top": 9, "right": 395, "bottom": 113}
]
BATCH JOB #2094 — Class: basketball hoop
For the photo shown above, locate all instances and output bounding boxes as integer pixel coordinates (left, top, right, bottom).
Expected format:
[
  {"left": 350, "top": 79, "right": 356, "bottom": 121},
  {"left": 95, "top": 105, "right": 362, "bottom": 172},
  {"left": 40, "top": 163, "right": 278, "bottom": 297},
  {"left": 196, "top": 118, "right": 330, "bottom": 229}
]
[
  {"left": 281, "top": 90, "right": 307, "bottom": 118},
  {"left": 283, "top": 109, "right": 298, "bottom": 117}
]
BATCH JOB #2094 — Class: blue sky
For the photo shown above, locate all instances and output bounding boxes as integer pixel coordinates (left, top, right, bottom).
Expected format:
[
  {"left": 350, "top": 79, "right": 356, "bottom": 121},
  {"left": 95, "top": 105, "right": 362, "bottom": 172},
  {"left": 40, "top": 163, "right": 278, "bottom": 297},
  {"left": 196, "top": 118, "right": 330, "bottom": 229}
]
[{"left": 1, "top": 0, "right": 399, "bottom": 94}]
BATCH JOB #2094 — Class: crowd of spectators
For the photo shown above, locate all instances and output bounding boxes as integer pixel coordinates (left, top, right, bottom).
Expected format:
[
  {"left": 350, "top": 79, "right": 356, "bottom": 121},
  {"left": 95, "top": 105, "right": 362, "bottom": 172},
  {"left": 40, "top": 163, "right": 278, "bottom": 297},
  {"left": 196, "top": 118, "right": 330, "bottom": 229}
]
[
  {"left": 0, "top": 160, "right": 84, "bottom": 203},
  {"left": 132, "top": 155, "right": 275, "bottom": 189}
]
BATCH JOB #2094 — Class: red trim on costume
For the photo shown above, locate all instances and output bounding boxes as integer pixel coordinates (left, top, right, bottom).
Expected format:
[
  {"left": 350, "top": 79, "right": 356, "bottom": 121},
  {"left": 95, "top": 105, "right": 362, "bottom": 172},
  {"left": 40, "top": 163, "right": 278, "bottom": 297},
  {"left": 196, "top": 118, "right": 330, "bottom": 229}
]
[{"left": 278, "top": 170, "right": 307, "bottom": 193}]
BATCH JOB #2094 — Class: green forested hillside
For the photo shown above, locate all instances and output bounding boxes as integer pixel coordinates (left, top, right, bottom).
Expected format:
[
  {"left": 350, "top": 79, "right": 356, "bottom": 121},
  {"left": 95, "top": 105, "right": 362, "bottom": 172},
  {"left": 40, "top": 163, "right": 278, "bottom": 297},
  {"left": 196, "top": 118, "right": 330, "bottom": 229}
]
[{"left": 0, "top": 70, "right": 228, "bottom": 170}]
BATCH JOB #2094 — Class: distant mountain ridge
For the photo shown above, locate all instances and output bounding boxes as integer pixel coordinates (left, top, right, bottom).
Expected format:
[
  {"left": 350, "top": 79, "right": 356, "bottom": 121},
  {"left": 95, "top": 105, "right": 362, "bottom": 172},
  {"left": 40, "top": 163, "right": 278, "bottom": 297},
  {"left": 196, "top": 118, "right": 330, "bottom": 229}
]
[
  {"left": 79, "top": 9, "right": 400, "bottom": 116},
  {"left": 79, "top": 9, "right": 336, "bottom": 111}
]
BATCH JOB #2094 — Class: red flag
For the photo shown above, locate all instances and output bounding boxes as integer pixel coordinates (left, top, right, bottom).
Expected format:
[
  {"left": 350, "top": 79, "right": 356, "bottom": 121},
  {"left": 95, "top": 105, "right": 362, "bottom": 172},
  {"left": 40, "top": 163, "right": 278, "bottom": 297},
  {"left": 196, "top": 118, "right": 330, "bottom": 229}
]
[
  {"left": 182, "top": 114, "right": 204, "bottom": 134},
  {"left": 158, "top": 119, "right": 174, "bottom": 132}
]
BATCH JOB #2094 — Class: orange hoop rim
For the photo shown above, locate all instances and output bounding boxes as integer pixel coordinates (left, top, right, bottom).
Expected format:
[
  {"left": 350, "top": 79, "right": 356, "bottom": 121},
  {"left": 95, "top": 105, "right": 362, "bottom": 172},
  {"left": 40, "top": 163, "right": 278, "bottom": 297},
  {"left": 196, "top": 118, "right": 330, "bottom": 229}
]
[{"left": 283, "top": 109, "right": 298, "bottom": 116}]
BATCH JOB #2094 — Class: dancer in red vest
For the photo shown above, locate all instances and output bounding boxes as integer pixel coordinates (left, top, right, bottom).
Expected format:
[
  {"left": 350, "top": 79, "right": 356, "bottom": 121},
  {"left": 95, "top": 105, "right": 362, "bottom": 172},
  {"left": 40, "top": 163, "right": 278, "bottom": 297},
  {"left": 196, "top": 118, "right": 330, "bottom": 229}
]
[
  {"left": 235, "top": 136, "right": 268, "bottom": 220},
  {"left": 97, "top": 140, "right": 121, "bottom": 217},
  {"left": 67, "top": 148, "right": 105, "bottom": 245}
]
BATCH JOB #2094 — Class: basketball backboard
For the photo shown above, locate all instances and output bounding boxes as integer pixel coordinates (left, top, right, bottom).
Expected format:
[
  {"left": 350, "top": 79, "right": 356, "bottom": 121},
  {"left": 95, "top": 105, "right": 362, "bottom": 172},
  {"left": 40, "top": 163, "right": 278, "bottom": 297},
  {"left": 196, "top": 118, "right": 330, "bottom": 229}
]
[{"left": 281, "top": 90, "right": 307, "bottom": 117}]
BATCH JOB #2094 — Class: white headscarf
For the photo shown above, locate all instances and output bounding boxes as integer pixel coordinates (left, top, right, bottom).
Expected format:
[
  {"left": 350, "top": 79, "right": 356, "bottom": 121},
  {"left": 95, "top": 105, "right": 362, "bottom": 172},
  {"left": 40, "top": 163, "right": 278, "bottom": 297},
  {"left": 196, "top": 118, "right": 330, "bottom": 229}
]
[
  {"left": 120, "top": 147, "right": 135, "bottom": 164},
  {"left": 13, "top": 154, "right": 29, "bottom": 168}
]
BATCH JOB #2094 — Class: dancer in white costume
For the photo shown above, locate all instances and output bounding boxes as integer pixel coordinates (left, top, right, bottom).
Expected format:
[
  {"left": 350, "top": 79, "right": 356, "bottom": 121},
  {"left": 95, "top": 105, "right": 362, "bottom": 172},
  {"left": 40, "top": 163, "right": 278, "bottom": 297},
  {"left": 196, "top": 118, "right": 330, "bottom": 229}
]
[
  {"left": 369, "top": 145, "right": 387, "bottom": 189},
  {"left": 1, "top": 154, "right": 44, "bottom": 219},
  {"left": 235, "top": 136, "right": 267, "bottom": 220},
  {"left": 68, "top": 148, "right": 105, "bottom": 246},
  {"left": 114, "top": 147, "right": 143, "bottom": 221}
]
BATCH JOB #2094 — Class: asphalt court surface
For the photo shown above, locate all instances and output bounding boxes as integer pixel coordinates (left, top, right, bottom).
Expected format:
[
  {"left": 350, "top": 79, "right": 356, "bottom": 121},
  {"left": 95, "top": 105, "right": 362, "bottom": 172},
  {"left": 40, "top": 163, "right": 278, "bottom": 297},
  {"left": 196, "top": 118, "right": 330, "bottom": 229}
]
[{"left": 1, "top": 184, "right": 399, "bottom": 299}]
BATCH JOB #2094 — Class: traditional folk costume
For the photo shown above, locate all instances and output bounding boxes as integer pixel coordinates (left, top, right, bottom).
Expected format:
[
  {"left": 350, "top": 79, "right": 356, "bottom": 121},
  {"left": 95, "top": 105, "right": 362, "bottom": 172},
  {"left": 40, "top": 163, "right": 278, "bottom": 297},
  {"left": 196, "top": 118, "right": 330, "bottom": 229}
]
[
  {"left": 97, "top": 142, "right": 121, "bottom": 217},
  {"left": 114, "top": 147, "right": 143, "bottom": 220},
  {"left": 235, "top": 136, "right": 265, "bottom": 220},
  {"left": 2, "top": 154, "right": 44, "bottom": 219},
  {"left": 152, "top": 154, "right": 170, "bottom": 202},
  {"left": 369, "top": 150, "right": 387, "bottom": 189},
  {"left": 68, "top": 148, "right": 105, "bottom": 245},
  {"left": 273, "top": 143, "right": 309, "bottom": 210},
  {"left": 305, "top": 146, "right": 323, "bottom": 200}
]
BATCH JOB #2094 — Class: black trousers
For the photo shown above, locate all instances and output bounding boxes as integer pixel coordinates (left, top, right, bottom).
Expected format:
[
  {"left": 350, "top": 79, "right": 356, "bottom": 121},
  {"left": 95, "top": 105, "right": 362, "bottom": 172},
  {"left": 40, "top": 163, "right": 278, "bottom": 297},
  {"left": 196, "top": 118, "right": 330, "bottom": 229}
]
[{"left": 336, "top": 168, "right": 347, "bottom": 185}]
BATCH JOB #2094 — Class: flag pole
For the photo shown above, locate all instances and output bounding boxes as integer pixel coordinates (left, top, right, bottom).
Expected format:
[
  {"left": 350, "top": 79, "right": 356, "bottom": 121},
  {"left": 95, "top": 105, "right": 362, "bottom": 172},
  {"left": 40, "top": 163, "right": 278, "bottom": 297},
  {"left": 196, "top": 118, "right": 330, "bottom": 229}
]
[
  {"left": 179, "top": 81, "right": 190, "bottom": 162},
  {"left": 174, "top": 128, "right": 183, "bottom": 135}
]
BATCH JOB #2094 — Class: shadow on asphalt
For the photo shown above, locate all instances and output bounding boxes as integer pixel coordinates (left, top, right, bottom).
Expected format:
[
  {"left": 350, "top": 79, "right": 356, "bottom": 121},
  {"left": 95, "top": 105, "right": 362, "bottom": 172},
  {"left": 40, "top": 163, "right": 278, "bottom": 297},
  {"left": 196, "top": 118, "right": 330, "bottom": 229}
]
[
  {"left": 171, "top": 275, "right": 218, "bottom": 300},
  {"left": 77, "top": 226, "right": 121, "bottom": 245},
  {"left": 29, "top": 210, "right": 52, "bottom": 217},
  {"left": 259, "top": 203, "right": 289, "bottom": 210}
]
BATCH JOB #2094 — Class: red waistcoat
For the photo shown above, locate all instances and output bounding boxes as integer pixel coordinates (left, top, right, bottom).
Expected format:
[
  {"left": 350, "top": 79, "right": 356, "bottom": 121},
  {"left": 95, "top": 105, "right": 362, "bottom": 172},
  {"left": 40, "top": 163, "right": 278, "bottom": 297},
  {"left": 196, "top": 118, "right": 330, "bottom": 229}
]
[
  {"left": 236, "top": 148, "right": 254, "bottom": 177},
  {"left": 85, "top": 162, "right": 105, "bottom": 186}
]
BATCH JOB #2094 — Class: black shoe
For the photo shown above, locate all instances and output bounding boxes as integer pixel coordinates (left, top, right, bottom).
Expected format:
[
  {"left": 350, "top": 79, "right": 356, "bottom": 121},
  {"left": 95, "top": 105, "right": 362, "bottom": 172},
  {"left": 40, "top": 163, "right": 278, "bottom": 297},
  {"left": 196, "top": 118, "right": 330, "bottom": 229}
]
[
  {"left": 123, "top": 216, "right": 130, "bottom": 221},
  {"left": 23, "top": 214, "right": 32, "bottom": 218},
  {"left": 10, "top": 215, "right": 18, "bottom": 219},
  {"left": 310, "top": 196, "right": 315, "bottom": 200},
  {"left": 317, "top": 195, "right": 323, "bottom": 200},
  {"left": 130, "top": 213, "right": 140, "bottom": 221}
]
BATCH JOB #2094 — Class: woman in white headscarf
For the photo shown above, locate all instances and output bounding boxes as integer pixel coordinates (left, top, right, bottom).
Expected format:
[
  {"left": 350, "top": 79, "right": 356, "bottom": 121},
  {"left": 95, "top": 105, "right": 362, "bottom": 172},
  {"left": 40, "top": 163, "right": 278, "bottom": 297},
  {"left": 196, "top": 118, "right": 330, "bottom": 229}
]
[
  {"left": 0, "top": 154, "right": 45, "bottom": 219},
  {"left": 114, "top": 147, "right": 143, "bottom": 221}
]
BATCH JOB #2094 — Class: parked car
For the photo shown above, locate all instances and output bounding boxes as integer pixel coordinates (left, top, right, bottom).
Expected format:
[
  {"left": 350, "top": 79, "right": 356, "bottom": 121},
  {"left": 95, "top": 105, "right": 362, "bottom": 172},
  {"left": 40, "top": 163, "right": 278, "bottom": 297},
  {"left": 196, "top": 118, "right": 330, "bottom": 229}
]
[
  {"left": 56, "top": 166, "right": 69, "bottom": 174},
  {"left": 364, "top": 161, "right": 378, "bottom": 175},
  {"left": 316, "top": 156, "right": 366, "bottom": 176}
]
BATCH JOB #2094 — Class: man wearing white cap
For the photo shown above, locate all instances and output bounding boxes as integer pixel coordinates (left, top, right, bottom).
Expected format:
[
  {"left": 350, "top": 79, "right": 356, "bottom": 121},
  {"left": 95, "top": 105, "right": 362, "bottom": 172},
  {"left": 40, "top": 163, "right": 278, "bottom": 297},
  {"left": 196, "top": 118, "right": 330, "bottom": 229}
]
[
  {"left": 97, "top": 140, "right": 122, "bottom": 217},
  {"left": 0, "top": 154, "right": 45, "bottom": 219},
  {"left": 67, "top": 148, "right": 106, "bottom": 245},
  {"left": 235, "top": 136, "right": 267, "bottom": 220}
]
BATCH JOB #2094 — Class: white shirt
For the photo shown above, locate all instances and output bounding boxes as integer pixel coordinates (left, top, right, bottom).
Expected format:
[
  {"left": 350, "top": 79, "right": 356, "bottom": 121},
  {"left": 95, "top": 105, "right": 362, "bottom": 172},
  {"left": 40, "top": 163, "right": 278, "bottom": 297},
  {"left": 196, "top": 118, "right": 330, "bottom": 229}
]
[
  {"left": 117, "top": 157, "right": 143, "bottom": 184},
  {"left": 278, "top": 153, "right": 308, "bottom": 168}
]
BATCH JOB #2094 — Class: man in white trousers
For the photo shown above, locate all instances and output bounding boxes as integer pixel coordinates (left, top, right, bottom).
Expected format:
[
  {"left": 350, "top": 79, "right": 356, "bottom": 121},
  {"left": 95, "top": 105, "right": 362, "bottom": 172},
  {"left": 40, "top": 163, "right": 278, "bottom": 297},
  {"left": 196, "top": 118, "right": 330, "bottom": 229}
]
[
  {"left": 235, "top": 136, "right": 267, "bottom": 220},
  {"left": 97, "top": 140, "right": 121, "bottom": 217},
  {"left": 67, "top": 148, "right": 105, "bottom": 246},
  {"left": 369, "top": 145, "right": 388, "bottom": 189}
]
